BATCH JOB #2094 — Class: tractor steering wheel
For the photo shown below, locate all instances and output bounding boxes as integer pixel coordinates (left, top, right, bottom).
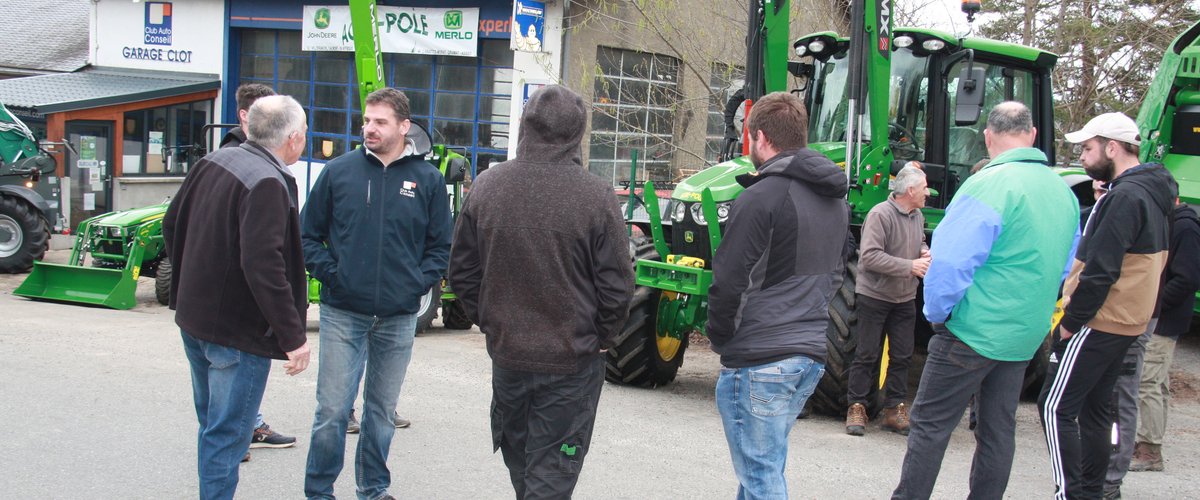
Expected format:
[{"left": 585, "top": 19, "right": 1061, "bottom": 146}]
[{"left": 889, "top": 121, "right": 923, "bottom": 160}]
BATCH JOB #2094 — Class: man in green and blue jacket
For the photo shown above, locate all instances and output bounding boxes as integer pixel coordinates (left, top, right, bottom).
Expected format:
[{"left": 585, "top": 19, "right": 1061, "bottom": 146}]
[{"left": 893, "top": 102, "right": 1080, "bottom": 499}]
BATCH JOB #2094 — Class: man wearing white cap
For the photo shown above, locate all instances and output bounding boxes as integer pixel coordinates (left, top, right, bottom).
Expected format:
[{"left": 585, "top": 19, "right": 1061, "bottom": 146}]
[{"left": 1039, "top": 112, "right": 1177, "bottom": 499}]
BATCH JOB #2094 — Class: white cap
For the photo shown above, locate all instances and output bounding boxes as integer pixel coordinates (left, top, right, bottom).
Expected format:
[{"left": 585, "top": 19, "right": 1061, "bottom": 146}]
[{"left": 1064, "top": 112, "right": 1140, "bottom": 145}]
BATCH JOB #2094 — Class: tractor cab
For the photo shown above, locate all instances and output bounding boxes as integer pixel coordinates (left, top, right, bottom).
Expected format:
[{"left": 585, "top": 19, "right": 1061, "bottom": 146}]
[{"left": 796, "top": 28, "right": 1059, "bottom": 214}]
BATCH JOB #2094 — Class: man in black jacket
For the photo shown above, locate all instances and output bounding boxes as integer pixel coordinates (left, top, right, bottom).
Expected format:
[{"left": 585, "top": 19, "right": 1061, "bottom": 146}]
[
  {"left": 1042, "top": 112, "right": 1176, "bottom": 499},
  {"left": 164, "top": 95, "right": 311, "bottom": 500},
  {"left": 302, "top": 88, "right": 452, "bottom": 500},
  {"left": 219, "top": 83, "right": 275, "bottom": 149},
  {"left": 1131, "top": 202, "right": 1200, "bottom": 472},
  {"left": 209, "top": 81, "right": 298, "bottom": 456},
  {"left": 448, "top": 85, "right": 634, "bottom": 499},
  {"left": 707, "top": 91, "right": 848, "bottom": 499}
]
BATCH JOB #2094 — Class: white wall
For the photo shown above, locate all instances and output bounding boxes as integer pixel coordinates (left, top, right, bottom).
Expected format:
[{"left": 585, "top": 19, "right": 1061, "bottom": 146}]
[
  {"left": 91, "top": 0, "right": 225, "bottom": 75},
  {"left": 506, "top": 2, "right": 564, "bottom": 159}
]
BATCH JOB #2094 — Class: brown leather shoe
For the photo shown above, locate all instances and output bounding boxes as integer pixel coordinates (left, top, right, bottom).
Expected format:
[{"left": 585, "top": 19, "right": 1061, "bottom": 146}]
[
  {"left": 1129, "top": 442, "right": 1164, "bottom": 472},
  {"left": 882, "top": 403, "right": 911, "bottom": 435},
  {"left": 845, "top": 403, "right": 867, "bottom": 436}
]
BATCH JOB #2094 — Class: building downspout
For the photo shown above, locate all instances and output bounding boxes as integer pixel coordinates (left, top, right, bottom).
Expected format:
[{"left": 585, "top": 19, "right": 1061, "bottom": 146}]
[
  {"left": 560, "top": 0, "right": 571, "bottom": 85},
  {"left": 89, "top": 0, "right": 101, "bottom": 67}
]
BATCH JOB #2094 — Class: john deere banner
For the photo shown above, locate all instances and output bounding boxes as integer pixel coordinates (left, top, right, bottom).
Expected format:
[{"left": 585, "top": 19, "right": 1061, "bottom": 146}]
[{"left": 302, "top": 5, "right": 479, "bottom": 57}]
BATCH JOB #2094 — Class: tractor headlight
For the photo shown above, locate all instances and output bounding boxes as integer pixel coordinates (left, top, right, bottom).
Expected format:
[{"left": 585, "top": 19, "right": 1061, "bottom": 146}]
[
  {"left": 108, "top": 226, "right": 122, "bottom": 237},
  {"left": 671, "top": 201, "right": 687, "bottom": 222},
  {"left": 808, "top": 40, "right": 827, "bottom": 55},
  {"left": 795, "top": 44, "right": 808, "bottom": 57},
  {"left": 922, "top": 39, "right": 946, "bottom": 52},
  {"left": 690, "top": 204, "right": 707, "bottom": 226},
  {"left": 716, "top": 202, "right": 732, "bottom": 223},
  {"left": 894, "top": 35, "right": 914, "bottom": 48}
]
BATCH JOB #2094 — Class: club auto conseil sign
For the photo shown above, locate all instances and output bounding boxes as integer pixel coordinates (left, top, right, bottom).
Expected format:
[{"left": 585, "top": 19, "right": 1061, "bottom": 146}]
[
  {"left": 97, "top": 0, "right": 222, "bottom": 73},
  {"left": 302, "top": 5, "right": 480, "bottom": 57}
]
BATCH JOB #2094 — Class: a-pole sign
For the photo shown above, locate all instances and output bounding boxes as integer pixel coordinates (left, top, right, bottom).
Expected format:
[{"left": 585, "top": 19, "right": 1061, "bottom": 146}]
[{"left": 302, "top": 5, "right": 480, "bottom": 57}]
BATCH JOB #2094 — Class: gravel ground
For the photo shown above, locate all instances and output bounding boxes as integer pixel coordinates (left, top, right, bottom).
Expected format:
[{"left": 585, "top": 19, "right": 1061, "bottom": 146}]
[{"left": 3, "top": 250, "right": 1200, "bottom": 498}]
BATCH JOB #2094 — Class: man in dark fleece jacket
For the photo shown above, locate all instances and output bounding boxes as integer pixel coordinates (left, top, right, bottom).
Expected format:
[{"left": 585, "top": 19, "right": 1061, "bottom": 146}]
[
  {"left": 448, "top": 85, "right": 633, "bottom": 499},
  {"left": 211, "top": 81, "right": 298, "bottom": 456},
  {"left": 301, "top": 88, "right": 452, "bottom": 500},
  {"left": 1131, "top": 202, "right": 1200, "bottom": 472},
  {"left": 1041, "top": 112, "right": 1177, "bottom": 499},
  {"left": 164, "top": 95, "right": 311, "bottom": 500},
  {"left": 707, "top": 91, "right": 848, "bottom": 499},
  {"left": 218, "top": 83, "right": 275, "bottom": 149}
]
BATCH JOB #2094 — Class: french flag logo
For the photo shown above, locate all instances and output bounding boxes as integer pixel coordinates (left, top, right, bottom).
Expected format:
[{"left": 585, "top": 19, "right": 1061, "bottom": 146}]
[{"left": 403, "top": 181, "right": 417, "bottom": 190}]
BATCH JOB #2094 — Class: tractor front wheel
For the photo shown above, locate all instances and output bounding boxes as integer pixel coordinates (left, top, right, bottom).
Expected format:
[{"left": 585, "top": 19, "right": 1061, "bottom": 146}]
[
  {"left": 155, "top": 257, "right": 172, "bottom": 305},
  {"left": 415, "top": 288, "right": 438, "bottom": 333},
  {"left": 442, "top": 299, "right": 473, "bottom": 330},
  {"left": 605, "top": 287, "right": 687, "bottom": 387},
  {"left": 810, "top": 257, "right": 883, "bottom": 418},
  {"left": 0, "top": 196, "right": 49, "bottom": 274}
]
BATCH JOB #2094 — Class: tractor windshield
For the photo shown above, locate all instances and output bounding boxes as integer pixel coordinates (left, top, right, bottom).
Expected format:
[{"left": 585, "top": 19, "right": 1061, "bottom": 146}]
[
  {"left": 807, "top": 51, "right": 851, "bottom": 144},
  {"left": 806, "top": 47, "right": 931, "bottom": 159}
]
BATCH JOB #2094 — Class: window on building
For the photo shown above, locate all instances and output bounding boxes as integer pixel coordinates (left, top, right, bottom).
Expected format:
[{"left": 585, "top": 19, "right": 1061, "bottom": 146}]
[
  {"left": 121, "top": 100, "right": 213, "bottom": 176},
  {"left": 706, "top": 63, "right": 745, "bottom": 164},
  {"left": 590, "top": 47, "right": 680, "bottom": 188},
  {"left": 236, "top": 29, "right": 514, "bottom": 177}
]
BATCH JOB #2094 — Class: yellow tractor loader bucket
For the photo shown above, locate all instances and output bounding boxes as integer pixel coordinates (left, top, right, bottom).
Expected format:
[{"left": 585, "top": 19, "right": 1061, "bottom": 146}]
[{"left": 14, "top": 261, "right": 138, "bottom": 310}]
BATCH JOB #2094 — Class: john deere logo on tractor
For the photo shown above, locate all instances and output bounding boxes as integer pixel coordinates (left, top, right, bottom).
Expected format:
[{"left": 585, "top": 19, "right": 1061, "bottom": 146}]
[
  {"left": 445, "top": 10, "right": 463, "bottom": 30},
  {"left": 684, "top": 231, "right": 695, "bottom": 243},
  {"left": 314, "top": 8, "right": 331, "bottom": 29}
]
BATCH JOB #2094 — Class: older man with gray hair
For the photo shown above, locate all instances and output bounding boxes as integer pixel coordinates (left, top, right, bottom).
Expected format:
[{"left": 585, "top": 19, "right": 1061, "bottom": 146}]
[
  {"left": 845, "top": 164, "right": 930, "bottom": 437},
  {"left": 892, "top": 101, "right": 1080, "bottom": 499},
  {"left": 165, "top": 94, "right": 311, "bottom": 500}
]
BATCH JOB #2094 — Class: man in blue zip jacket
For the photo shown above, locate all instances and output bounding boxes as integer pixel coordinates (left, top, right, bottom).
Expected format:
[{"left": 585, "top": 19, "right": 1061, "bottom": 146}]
[{"left": 301, "top": 88, "right": 453, "bottom": 500}]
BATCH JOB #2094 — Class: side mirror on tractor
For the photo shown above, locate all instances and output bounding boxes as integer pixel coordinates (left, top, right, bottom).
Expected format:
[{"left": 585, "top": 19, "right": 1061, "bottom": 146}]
[
  {"left": 955, "top": 65, "right": 986, "bottom": 126},
  {"left": 445, "top": 156, "right": 468, "bottom": 184}
]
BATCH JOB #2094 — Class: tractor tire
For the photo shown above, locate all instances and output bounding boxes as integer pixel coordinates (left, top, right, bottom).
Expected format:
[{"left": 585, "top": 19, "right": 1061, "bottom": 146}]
[
  {"left": 415, "top": 288, "right": 438, "bottom": 333},
  {"left": 442, "top": 299, "right": 473, "bottom": 330},
  {"left": 1022, "top": 333, "right": 1053, "bottom": 400},
  {"left": 809, "top": 257, "right": 884, "bottom": 418},
  {"left": 155, "top": 257, "right": 172, "bottom": 306},
  {"left": 605, "top": 287, "right": 687, "bottom": 387},
  {"left": 0, "top": 196, "right": 50, "bottom": 274}
]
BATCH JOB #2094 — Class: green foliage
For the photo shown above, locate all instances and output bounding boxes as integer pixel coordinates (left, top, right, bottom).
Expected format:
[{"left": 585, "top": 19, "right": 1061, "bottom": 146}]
[{"left": 978, "top": 0, "right": 1200, "bottom": 161}]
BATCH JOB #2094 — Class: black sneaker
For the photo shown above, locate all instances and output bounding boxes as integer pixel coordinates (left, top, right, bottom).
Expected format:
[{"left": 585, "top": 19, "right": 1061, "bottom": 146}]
[
  {"left": 241, "top": 451, "right": 251, "bottom": 463},
  {"left": 347, "top": 409, "right": 361, "bottom": 434},
  {"left": 249, "top": 423, "right": 296, "bottom": 449}
]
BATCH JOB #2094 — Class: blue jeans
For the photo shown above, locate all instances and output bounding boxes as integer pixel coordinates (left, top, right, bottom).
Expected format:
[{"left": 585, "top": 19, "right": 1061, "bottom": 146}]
[
  {"left": 716, "top": 355, "right": 824, "bottom": 500},
  {"left": 305, "top": 304, "right": 417, "bottom": 500},
  {"left": 893, "top": 329, "right": 1026, "bottom": 500},
  {"left": 181, "top": 331, "right": 271, "bottom": 500}
]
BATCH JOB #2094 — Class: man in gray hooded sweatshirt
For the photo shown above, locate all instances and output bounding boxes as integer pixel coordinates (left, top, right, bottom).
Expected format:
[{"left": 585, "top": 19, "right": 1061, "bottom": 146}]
[
  {"left": 448, "top": 85, "right": 634, "bottom": 499},
  {"left": 708, "top": 91, "right": 849, "bottom": 499}
]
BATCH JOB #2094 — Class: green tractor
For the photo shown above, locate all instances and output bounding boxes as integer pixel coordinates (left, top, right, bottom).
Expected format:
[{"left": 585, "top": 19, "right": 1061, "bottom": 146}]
[
  {"left": 1137, "top": 19, "right": 1200, "bottom": 315},
  {"left": 0, "top": 102, "right": 57, "bottom": 274},
  {"left": 15, "top": 202, "right": 169, "bottom": 309},
  {"left": 607, "top": 0, "right": 1096, "bottom": 415}
]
